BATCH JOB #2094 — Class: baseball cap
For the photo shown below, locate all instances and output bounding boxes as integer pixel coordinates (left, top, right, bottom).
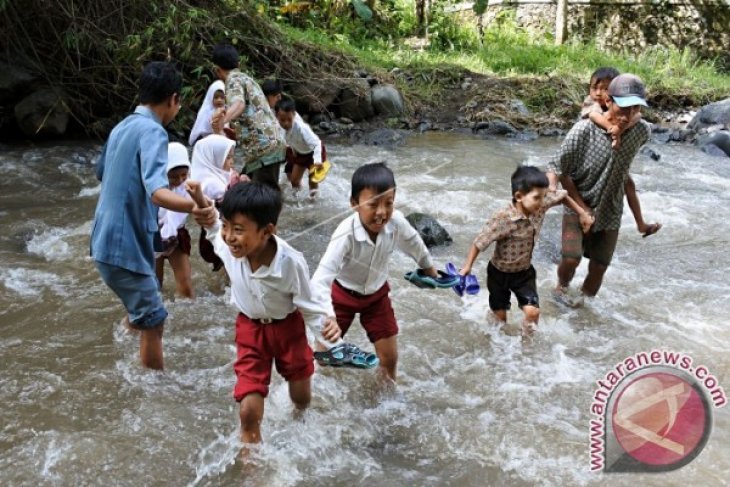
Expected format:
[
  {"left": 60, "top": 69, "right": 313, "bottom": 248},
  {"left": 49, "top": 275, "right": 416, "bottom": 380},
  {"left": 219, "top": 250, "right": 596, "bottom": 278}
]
[
  {"left": 167, "top": 142, "right": 190, "bottom": 172},
  {"left": 608, "top": 74, "right": 648, "bottom": 108}
]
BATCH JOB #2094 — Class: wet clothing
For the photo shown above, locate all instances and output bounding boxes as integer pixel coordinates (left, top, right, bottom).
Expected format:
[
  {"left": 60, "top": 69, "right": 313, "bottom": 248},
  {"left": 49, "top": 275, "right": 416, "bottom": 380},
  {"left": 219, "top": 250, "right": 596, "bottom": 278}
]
[
  {"left": 561, "top": 212, "right": 619, "bottom": 267},
  {"left": 331, "top": 280, "right": 398, "bottom": 343},
  {"left": 486, "top": 262, "right": 539, "bottom": 311},
  {"left": 96, "top": 261, "right": 167, "bottom": 328}
]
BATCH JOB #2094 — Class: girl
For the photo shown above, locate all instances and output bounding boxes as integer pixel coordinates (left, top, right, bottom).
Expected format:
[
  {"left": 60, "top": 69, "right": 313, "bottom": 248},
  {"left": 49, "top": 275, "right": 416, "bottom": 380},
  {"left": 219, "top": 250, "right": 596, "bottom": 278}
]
[
  {"left": 190, "top": 134, "right": 245, "bottom": 271},
  {"left": 188, "top": 80, "right": 226, "bottom": 146},
  {"left": 155, "top": 142, "right": 194, "bottom": 298}
]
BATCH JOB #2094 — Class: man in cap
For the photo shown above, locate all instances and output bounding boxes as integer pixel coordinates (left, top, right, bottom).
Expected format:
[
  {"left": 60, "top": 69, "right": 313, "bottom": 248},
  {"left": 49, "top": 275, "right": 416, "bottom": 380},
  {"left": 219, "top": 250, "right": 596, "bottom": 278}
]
[{"left": 547, "top": 74, "right": 662, "bottom": 304}]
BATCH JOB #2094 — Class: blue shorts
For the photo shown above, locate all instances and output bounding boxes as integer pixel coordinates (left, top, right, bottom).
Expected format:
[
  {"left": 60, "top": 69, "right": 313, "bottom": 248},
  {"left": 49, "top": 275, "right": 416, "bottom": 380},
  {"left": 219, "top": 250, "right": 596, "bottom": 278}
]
[{"left": 95, "top": 261, "right": 168, "bottom": 329}]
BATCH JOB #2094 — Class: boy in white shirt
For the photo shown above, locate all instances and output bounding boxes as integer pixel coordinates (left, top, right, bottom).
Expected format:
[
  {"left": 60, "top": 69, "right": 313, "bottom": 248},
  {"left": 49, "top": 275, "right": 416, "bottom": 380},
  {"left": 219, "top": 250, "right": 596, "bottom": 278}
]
[
  {"left": 275, "top": 98, "right": 328, "bottom": 198},
  {"left": 188, "top": 181, "right": 365, "bottom": 445},
  {"left": 311, "top": 163, "right": 441, "bottom": 383}
]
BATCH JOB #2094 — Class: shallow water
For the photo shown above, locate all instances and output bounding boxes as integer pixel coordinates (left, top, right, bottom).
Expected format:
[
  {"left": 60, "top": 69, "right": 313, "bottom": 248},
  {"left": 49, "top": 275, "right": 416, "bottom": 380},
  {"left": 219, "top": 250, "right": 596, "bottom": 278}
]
[{"left": 0, "top": 133, "right": 728, "bottom": 486}]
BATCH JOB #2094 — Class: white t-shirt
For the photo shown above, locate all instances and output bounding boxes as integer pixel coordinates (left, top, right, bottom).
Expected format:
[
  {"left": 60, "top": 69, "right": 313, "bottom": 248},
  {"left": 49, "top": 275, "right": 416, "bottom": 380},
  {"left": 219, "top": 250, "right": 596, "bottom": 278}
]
[{"left": 286, "top": 114, "right": 323, "bottom": 164}]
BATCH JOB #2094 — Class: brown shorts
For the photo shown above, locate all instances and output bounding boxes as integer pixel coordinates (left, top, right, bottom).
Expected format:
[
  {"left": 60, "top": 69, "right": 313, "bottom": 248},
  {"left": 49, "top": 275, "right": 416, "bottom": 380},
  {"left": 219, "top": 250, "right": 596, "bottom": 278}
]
[{"left": 561, "top": 213, "right": 619, "bottom": 267}]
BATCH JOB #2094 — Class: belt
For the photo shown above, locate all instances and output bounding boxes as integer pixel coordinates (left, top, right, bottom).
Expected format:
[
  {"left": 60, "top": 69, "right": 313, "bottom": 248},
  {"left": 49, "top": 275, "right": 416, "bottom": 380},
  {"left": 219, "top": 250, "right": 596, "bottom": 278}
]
[
  {"left": 334, "top": 280, "right": 368, "bottom": 298},
  {"left": 240, "top": 312, "right": 286, "bottom": 325}
]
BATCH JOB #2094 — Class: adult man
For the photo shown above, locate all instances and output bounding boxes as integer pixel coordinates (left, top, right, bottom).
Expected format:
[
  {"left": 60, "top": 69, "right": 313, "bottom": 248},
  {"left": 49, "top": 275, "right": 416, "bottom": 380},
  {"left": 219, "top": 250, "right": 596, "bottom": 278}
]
[{"left": 547, "top": 74, "right": 662, "bottom": 303}]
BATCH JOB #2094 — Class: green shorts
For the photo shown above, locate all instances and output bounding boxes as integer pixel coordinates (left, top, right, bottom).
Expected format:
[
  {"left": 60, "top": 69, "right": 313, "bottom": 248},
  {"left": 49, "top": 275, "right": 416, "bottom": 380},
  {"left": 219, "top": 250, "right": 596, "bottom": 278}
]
[{"left": 561, "top": 213, "right": 619, "bottom": 267}]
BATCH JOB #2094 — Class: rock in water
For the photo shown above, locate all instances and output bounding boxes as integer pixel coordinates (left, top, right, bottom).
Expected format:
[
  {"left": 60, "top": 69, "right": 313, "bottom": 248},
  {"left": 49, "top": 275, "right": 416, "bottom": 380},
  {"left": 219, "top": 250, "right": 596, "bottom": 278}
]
[
  {"left": 688, "top": 98, "right": 730, "bottom": 131},
  {"left": 357, "top": 128, "right": 408, "bottom": 149},
  {"left": 405, "top": 213, "right": 453, "bottom": 248},
  {"left": 14, "top": 89, "right": 69, "bottom": 137},
  {"left": 334, "top": 78, "right": 374, "bottom": 122},
  {"left": 697, "top": 131, "right": 730, "bottom": 158},
  {"left": 640, "top": 146, "right": 662, "bottom": 161},
  {"left": 371, "top": 84, "right": 405, "bottom": 117}
]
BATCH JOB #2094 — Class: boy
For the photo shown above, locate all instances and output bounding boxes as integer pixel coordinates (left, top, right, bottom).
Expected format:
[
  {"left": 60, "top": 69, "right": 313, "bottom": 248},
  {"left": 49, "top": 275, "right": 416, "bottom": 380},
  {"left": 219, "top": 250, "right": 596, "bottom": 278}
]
[
  {"left": 188, "top": 181, "right": 359, "bottom": 445},
  {"left": 311, "top": 162, "right": 440, "bottom": 382},
  {"left": 275, "top": 97, "right": 328, "bottom": 198},
  {"left": 91, "top": 62, "right": 214, "bottom": 370},
  {"left": 213, "top": 44, "right": 286, "bottom": 190},
  {"left": 261, "top": 78, "right": 283, "bottom": 109},
  {"left": 548, "top": 74, "right": 661, "bottom": 304},
  {"left": 458, "top": 166, "right": 593, "bottom": 338},
  {"left": 582, "top": 67, "right": 641, "bottom": 149}
]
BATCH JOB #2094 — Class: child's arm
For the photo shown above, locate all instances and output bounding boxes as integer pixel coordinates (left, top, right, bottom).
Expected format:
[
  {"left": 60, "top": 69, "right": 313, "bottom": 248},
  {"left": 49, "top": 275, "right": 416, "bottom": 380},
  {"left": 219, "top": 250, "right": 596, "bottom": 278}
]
[
  {"left": 151, "top": 188, "right": 195, "bottom": 213},
  {"left": 392, "top": 212, "right": 438, "bottom": 278},
  {"left": 459, "top": 244, "right": 481, "bottom": 276},
  {"left": 560, "top": 193, "right": 595, "bottom": 234},
  {"left": 292, "top": 257, "right": 343, "bottom": 349},
  {"left": 299, "top": 120, "right": 324, "bottom": 165},
  {"left": 185, "top": 181, "right": 218, "bottom": 228},
  {"left": 310, "top": 223, "right": 352, "bottom": 316},
  {"left": 588, "top": 111, "right": 614, "bottom": 133},
  {"left": 625, "top": 175, "right": 662, "bottom": 237},
  {"left": 459, "top": 212, "right": 508, "bottom": 275}
]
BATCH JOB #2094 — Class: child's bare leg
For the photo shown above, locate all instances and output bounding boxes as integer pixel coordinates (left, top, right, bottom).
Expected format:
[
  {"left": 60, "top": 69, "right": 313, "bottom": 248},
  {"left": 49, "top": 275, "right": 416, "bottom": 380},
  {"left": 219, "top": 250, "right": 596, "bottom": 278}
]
[
  {"left": 581, "top": 259, "right": 608, "bottom": 297},
  {"left": 288, "top": 378, "right": 311, "bottom": 419},
  {"left": 290, "top": 165, "right": 306, "bottom": 189},
  {"left": 169, "top": 249, "right": 194, "bottom": 299},
  {"left": 139, "top": 325, "right": 164, "bottom": 370},
  {"left": 521, "top": 305, "right": 540, "bottom": 338},
  {"left": 155, "top": 257, "right": 165, "bottom": 288},
  {"left": 491, "top": 309, "right": 507, "bottom": 323},
  {"left": 239, "top": 393, "right": 265, "bottom": 444},
  {"left": 373, "top": 336, "right": 398, "bottom": 382}
]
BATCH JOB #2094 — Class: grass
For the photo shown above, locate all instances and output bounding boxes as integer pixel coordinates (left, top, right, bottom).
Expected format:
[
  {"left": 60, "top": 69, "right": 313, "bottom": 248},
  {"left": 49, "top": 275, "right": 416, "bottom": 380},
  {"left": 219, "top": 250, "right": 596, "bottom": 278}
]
[{"left": 280, "top": 23, "right": 730, "bottom": 111}]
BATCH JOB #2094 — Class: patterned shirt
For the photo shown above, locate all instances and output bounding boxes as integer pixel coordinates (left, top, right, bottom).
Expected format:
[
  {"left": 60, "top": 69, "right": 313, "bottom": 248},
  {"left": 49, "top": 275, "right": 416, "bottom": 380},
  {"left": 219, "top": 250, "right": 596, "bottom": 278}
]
[
  {"left": 547, "top": 119, "right": 651, "bottom": 232},
  {"left": 225, "top": 69, "right": 286, "bottom": 170},
  {"left": 474, "top": 190, "right": 567, "bottom": 273}
]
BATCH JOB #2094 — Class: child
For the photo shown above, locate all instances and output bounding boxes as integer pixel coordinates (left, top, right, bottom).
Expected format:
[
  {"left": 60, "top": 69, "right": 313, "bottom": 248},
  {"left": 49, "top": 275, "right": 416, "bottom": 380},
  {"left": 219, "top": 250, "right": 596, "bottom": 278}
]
[
  {"left": 275, "top": 97, "right": 329, "bottom": 198},
  {"left": 155, "top": 142, "right": 194, "bottom": 299},
  {"left": 190, "top": 134, "right": 240, "bottom": 271},
  {"left": 458, "top": 166, "right": 594, "bottom": 338},
  {"left": 189, "top": 80, "right": 226, "bottom": 146},
  {"left": 582, "top": 67, "right": 641, "bottom": 149},
  {"left": 187, "top": 181, "right": 364, "bottom": 445},
  {"left": 91, "top": 62, "right": 214, "bottom": 370},
  {"left": 311, "top": 162, "right": 440, "bottom": 382},
  {"left": 261, "top": 78, "right": 283, "bottom": 109}
]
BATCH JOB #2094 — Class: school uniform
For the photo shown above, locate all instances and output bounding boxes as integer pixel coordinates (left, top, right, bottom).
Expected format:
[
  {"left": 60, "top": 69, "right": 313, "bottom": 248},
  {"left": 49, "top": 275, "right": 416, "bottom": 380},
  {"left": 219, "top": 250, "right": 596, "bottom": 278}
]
[
  {"left": 206, "top": 218, "right": 339, "bottom": 401},
  {"left": 284, "top": 114, "right": 327, "bottom": 175},
  {"left": 311, "top": 210, "right": 433, "bottom": 343}
]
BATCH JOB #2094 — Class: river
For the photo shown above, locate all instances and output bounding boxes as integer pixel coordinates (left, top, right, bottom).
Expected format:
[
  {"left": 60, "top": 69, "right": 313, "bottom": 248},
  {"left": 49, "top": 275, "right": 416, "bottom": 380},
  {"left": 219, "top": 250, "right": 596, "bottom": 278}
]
[{"left": 0, "top": 133, "right": 728, "bottom": 486}]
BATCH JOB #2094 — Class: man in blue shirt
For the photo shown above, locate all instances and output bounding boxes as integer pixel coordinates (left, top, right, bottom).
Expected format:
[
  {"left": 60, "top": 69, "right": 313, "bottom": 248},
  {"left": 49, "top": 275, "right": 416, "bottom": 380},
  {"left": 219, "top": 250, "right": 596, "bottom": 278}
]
[{"left": 91, "top": 61, "right": 215, "bottom": 370}]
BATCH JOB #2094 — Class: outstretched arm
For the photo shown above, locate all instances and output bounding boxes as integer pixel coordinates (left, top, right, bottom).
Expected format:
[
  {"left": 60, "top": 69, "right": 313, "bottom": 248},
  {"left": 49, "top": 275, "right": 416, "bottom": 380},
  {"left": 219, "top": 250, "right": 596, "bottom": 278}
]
[
  {"left": 460, "top": 244, "right": 481, "bottom": 276},
  {"left": 625, "top": 175, "right": 661, "bottom": 237},
  {"left": 560, "top": 174, "right": 592, "bottom": 216}
]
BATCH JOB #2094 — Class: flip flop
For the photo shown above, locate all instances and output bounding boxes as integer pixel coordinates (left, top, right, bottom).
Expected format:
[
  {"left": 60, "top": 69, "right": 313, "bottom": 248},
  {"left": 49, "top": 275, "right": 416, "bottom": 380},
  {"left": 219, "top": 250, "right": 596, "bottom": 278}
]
[
  {"left": 642, "top": 223, "right": 662, "bottom": 238},
  {"left": 464, "top": 274, "right": 480, "bottom": 295},
  {"left": 314, "top": 343, "right": 379, "bottom": 369},
  {"left": 404, "top": 269, "right": 461, "bottom": 289},
  {"left": 445, "top": 262, "right": 466, "bottom": 297},
  {"left": 309, "top": 160, "right": 332, "bottom": 184}
]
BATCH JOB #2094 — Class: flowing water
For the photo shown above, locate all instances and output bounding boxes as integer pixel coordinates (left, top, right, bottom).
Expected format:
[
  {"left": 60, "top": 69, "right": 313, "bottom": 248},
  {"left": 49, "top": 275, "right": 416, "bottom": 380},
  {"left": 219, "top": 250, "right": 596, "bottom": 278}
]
[{"left": 0, "top": 133, "right": 728, "bottom": 486}]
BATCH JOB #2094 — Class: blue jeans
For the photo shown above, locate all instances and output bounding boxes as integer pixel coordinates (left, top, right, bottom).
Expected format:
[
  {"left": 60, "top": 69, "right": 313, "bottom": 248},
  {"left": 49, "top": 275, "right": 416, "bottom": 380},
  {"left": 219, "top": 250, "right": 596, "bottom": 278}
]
[{"left": 96, "top": 261, "right": 167, "bottom": 328}]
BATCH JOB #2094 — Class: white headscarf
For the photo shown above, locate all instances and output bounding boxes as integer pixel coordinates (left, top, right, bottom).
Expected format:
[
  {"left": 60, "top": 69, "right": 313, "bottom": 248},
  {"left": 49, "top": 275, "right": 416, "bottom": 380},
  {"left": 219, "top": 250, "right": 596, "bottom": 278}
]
[
  {"left": 191, "top": 134, "right": 236, "bottom": 201},
  {"left": 188, "top": 80, "right": 225, "bottom": 146},
  {"left": 158, "top": 143, "right": 191, "bottom": 240}
]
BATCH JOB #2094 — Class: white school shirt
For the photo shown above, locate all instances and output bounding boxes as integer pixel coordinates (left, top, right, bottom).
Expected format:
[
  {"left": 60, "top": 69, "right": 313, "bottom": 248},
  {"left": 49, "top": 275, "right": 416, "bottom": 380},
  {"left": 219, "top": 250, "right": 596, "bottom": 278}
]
[
  {"left": 286, "top": 114, "right": 323, "bottom": 164},
  {"left": 206, "top": 218, "right": 340, "bottom": 348},
  {"left": 311, "top": 210, "right": 434, "bottom": 316}
]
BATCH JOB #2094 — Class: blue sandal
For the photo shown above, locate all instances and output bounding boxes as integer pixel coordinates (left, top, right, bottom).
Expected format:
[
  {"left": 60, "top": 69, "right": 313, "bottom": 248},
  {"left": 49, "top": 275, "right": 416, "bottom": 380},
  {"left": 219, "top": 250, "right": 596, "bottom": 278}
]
[
  {"left": 444, "top": 262, "right": 480, "bottom": 296},
  {"left": 314, "top": 343, "right": 379, "bottom": 369},
  {"left": 404, "top": 269, "right": 461, "bottom": 289}
]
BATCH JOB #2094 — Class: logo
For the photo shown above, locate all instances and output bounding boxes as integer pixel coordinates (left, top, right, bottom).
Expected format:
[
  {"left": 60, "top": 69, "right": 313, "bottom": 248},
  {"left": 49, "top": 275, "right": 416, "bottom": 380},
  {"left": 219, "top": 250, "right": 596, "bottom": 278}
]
[{"left": 589, "top": 350, "right": 726, "bottom": 473}]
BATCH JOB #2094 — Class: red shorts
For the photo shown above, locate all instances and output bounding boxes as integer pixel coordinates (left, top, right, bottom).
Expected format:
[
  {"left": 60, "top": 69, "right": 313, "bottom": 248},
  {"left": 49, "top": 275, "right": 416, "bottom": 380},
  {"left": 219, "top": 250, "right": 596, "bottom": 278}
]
[
  {"left": 233, "top": 311, "right": 314, "bottom": 401},
  {"left": 284, "top": 144, "right": 327, "bottom": 174},
  {"left": 331, "top": 280, "right": 398, "bottom": 343}
]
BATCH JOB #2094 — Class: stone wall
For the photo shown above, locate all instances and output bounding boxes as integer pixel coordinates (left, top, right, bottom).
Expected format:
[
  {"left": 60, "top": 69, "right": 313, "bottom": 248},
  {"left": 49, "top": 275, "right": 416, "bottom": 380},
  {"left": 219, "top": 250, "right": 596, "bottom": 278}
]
[{"left": 468, "top": 1, "right": 730, "bottom": 68}]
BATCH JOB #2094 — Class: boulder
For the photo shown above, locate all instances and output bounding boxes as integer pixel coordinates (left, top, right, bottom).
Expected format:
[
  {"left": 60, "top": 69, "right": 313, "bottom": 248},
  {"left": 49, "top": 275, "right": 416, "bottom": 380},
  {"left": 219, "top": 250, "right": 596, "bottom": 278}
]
[
  {"left": 698, "top": 131, "right": 730, "bottom": 158},
  {"left": 288, "top": 81, "right": 340, "bottom": 114},
  {"left": 688, "top": 98, "right": 730, "bottom": 131},
  {"left": 14, "top": 89, "right": 69, "bottom": 137},
  {"left": 333, "top": 78, "right": 374, "bottom": 122},
  {"left": 357, "top": 128, "right": 408, "bottom": 149},
  {"left": 371, "top": 84, "right": 405, "bottom": 117},
  {"left": 473, "top": 119, "right": 517, "bottom": 136},
  {"left": 0, "top": 62, "right": 35, "bottom": 104},
  {"left": 640, "top": 146, "right": 661, "bottom": 161},
  {"left": 701, "top": 144, "right": 729, "bottom": 158},
  {"left": 405, "top": 213, "right": 453, "bottom": 248},
  {"left": 510, "top": 99, "right": 531, "bottom": 115}
]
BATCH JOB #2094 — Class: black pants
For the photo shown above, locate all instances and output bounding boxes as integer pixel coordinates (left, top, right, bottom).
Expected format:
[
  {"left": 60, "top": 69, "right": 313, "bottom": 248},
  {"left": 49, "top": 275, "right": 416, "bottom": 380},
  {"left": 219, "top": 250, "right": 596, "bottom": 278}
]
[
  {"left": 248, "top": 162, "right": 282, "bottom": 191},
  {"left": 487, "top": 262, "right": 539, "bottom": 311}
]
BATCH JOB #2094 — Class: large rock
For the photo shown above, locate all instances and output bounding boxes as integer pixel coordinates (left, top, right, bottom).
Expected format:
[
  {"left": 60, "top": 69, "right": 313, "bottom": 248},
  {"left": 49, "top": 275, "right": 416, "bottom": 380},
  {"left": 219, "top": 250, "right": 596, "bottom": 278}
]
[
  {"left": 333, "top": 78, "right": 374, "bottom": 122},
  {"left": 473, "top": 119, "right": 517, "bottom": 136},
  {"left": 405, "top": 213, "right": 453, "bottom": 248},
  {"left": 288, "top": 81, "right": 340, "bottom": 114},
  {"left": 688, "top": 98, "right": 730, "bottom": 131},
  {"left": 0, "top": 62, "right": 35, "bottom": 104},
  {"left": 698, "top": 131, "right": 730, "bottom": 158},
  {"left": 357, "top": 128, "right": 408, "bottom": 149},
  {"left": 14, "top": 89, "right": 69, "bottom": 137},
  {"left": 371, "top": 84, "right": 405, "bottom": 117}
]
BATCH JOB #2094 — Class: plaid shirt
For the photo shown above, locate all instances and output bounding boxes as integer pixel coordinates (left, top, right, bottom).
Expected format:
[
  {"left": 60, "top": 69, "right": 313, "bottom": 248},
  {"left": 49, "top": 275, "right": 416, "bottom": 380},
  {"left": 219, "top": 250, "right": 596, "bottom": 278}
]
[
  {"left": 474, "top": 190, "right": 567, "bottom": 273},
  {"left": 547, "top": 119, "right": 651, "bottom": 232}
]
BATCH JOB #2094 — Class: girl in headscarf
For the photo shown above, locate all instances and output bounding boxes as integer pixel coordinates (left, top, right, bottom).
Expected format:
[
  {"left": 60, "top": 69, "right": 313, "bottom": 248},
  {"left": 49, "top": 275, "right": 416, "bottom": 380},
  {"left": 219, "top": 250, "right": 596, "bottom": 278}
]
[
  {"left": 188, "top": 80, "right": 226, "bottom": 146},
  {"left": 191, "top": 134, "right": 245, "bottom": 270}
]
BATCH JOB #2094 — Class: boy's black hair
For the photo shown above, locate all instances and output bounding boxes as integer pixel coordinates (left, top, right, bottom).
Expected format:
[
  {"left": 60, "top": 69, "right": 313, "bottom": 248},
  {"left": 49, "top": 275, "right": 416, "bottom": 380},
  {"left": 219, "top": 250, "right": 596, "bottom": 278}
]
[
  {"left": 275, "top": 97, "right": 296, "bottom": 113},
  {"left": 262, "top": 79, "right": 283, "bottom": 97},
  {"left": 590, "top": 67, "right": 620, "bottom": 85},
  {"left": 511, "top": 166, "right": 548, "bottom": 203},
  {"left": 220, "top": 182, "right": 282, "bottom": 228},
  {"left": 139, "top": 62, "right": 182, "bottom": 105},
  {"left": 350, "top": 162, "right": 396, "bottom": 202},
  {"left": 212, "top": 43, "right": 239, "bottom": 70}
]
